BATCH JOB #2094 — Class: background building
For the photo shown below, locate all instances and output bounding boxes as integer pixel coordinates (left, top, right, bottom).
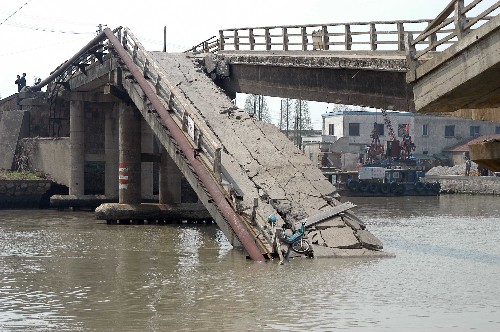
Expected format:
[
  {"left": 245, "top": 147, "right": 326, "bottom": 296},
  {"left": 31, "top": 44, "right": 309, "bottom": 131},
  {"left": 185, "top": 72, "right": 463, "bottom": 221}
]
[{"left": 317, "top": 110, "right": 500, "bottom": 170}]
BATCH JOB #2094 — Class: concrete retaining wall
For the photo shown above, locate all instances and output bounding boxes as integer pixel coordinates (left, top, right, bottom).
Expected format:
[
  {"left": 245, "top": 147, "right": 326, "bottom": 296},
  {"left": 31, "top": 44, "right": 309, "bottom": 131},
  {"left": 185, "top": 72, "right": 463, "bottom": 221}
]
[
  {"left": 423, "top": 174, "right": 500, "bottom": 195},
  {"left": 19, "top": 137, "right": 70, "bottom": 186},
  {"left": 0, "top": 110, "right": 30, "bottom": 170}
]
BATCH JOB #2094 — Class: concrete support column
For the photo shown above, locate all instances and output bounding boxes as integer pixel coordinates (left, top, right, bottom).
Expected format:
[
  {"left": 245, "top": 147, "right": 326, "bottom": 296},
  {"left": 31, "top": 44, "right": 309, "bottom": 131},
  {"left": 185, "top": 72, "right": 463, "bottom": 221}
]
[
  {"left": 141, "top": 119, "right": 154, "bottom": 199},
  {"left": 105, "top": 104, "right": 119, "bottom": 198},
  {"left": 159, "top": 147, "right": 182, "bottom": 204},
  {"left": 119, "top": 104, "right": 142, "bottom": 204},
  {"left": 69, "top": 100, "right": 85, "bottom": 195}
]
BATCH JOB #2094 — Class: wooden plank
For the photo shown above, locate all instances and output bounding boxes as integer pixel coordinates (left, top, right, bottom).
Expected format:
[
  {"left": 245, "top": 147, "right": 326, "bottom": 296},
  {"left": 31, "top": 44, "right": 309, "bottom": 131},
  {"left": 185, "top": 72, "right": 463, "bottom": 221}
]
[{"left": 294, "top": 201, "right": 357, "bottom": 229}]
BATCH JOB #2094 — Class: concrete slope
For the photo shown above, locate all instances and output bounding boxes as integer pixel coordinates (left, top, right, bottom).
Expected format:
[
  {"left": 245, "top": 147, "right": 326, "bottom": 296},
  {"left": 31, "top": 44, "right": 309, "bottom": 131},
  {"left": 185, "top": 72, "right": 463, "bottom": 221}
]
[{"left": 149, "top": 52, "right": 387, "bottom": 258}]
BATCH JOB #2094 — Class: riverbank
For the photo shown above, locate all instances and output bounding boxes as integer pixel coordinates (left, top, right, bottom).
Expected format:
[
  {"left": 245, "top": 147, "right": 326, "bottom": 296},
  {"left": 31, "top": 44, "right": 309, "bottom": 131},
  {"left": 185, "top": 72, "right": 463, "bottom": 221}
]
[
  {"left": 422, "top": 174, "right": 500, "bottom": 195},
  {"left": 0, "top": 170, "right": 52, "bottom": 208}
]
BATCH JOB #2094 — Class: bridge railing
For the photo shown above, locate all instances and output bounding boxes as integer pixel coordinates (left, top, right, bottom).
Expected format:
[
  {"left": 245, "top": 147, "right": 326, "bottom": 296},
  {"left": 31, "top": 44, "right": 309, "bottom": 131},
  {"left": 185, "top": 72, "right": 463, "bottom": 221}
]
[
  {"left": 115, "top": 28, "right": 224, "bottom": 174},
  {"left": 406, "top": 0, "right": 499, "bottom": 74},
  {"left": 191, "top": 20, "right": 452, "bottom": 53}
]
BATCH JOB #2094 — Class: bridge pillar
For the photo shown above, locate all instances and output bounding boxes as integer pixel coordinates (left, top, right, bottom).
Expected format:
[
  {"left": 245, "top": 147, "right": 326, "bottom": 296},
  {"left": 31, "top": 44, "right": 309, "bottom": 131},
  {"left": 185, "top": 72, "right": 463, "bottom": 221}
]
[
  {"left": 69, "top": 100, "right": 85, "bottom": 196},
  {"left": 159, "top": 147, "right": 182, "bottom": 204},
  {"left": 105, "top": 104, "right": 119, "bottom": 198},
  {"left": 141, "top": 119, "right": 154, "bottom": 198},
  {"left": 118, "top": 103, "right": 142, "bottom": 204}
]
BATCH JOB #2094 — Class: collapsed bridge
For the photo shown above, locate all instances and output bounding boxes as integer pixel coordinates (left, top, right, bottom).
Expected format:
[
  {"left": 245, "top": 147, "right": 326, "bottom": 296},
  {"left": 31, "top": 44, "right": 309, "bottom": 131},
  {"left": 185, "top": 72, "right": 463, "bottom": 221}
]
[{"left": 23, "top": 27, "right": 387, "bottom": 261}]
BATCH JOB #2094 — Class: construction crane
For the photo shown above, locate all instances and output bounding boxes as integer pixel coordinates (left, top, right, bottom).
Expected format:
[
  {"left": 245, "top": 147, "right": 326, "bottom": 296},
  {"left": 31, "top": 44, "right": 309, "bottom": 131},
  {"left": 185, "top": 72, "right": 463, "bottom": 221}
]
[{"left": 368, "top": 109, "right": 415, "bottom": 162}]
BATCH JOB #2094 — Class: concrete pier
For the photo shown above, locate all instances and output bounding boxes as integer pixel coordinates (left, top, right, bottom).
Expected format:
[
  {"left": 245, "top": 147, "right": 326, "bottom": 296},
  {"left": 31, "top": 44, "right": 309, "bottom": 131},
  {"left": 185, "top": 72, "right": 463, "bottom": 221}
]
[
  {"left": 69, "top": 100, "right": 85, "bottom": 195},
  {"left": 141, "top": 118, "right": 154, "bottom": 198},
  {"left": 105, "top": 104, "right": 119, "bottom": 198},
  {"left": 118, "top": 104, "right": 142, "bottom": 204},
  {"left": 159, "top": 147, "right": 182, "bottom": 204}
]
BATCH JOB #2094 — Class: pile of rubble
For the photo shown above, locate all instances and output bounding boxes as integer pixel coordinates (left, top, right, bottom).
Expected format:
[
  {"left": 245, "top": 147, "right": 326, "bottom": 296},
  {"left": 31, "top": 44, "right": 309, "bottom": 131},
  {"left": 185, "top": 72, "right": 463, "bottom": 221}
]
[{"left": 427, "top": 162, "right": 478, "bottom": 176}]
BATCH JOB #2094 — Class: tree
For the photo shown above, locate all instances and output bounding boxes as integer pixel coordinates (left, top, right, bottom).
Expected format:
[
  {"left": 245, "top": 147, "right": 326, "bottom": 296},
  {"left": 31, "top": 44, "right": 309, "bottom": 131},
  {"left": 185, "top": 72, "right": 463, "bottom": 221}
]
[
  {"left": 294, "top": 99, "right": 312, "bottom": 147},
  {"left": 243, "top": 94, "right": 271, "bottom": 123},
  {"left": 279, "top": 98, "right": 295, "bottom": 137}
]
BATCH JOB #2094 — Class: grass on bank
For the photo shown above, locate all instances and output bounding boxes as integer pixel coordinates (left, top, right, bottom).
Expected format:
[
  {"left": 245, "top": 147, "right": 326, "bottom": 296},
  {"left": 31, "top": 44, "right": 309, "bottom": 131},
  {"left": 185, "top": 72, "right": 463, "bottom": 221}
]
[{"left": 0, "top": 169, "right": 44, "bottom": 180}]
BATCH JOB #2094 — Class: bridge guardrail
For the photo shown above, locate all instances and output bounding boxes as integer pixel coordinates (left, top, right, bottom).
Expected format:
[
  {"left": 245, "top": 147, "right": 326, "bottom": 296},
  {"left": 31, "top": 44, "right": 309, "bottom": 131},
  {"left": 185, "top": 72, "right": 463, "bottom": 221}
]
[
  {"left": 188, "top": 19, "right": 459, "bottom": 53},
  {"left": 116, "top": 28, "right": 225, "bottom": 180},
  {"left": 115, "top": 28, "right": 262, "bottom": 219},
  {"left": 405, "top": 0, "right": 499, "bottom": 79}
]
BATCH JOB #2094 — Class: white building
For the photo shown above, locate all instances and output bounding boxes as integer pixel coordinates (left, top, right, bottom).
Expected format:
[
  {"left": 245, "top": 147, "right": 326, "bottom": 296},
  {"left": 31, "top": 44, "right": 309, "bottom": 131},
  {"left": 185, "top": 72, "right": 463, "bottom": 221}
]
[{"left": 320, "top": 110, "right": 500, "bottom": 170}]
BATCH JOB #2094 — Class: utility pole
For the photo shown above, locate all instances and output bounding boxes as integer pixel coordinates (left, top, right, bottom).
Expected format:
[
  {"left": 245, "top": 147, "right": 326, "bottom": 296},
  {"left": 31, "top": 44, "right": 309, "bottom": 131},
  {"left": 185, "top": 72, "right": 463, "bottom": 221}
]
[{"left": 163, "top": 26, "right": 167, "bottom": 52}]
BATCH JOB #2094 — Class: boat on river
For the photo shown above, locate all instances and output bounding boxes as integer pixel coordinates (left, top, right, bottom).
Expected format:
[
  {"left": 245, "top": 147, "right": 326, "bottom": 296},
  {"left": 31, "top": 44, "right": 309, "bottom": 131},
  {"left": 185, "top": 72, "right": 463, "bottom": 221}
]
[{"left": 331, "top": 166, "right": 441, "bottom": 197}]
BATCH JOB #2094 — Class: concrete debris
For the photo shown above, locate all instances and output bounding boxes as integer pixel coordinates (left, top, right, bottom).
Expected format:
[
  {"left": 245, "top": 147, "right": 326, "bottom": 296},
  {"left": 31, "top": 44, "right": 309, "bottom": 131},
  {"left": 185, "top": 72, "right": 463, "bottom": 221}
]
[
  {"left": 356, "top": 230, "right": 384, "bottom": 250},
  {"left": 203, "top": 54, "right": 230, "bottom": 79},
  {"left": 150, "top": 52, "right": 387, "bottom": 259},
  {"left": 316, "top": 226, "right": 361, "bottom": 249}
]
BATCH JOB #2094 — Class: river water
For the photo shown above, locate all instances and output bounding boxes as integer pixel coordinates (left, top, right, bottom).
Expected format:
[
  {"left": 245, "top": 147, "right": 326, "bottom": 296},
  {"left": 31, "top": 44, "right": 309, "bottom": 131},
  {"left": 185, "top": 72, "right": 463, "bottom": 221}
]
[{"left": 0, "top": 195, "right": 499, "bottom": 331}]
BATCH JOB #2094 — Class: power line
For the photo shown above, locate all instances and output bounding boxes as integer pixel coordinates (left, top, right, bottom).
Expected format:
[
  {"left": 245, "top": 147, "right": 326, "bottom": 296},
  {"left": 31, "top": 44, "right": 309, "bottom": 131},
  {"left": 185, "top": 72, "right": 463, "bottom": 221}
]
[
  {"left": 5, "top": 20, "right": 95, "bottom": 35},
  {"left": 0, "top": 0, "right": 33, "bottom": 27},
  {"left": 0, "top": 36, "right": 90, "bottom": 57}
]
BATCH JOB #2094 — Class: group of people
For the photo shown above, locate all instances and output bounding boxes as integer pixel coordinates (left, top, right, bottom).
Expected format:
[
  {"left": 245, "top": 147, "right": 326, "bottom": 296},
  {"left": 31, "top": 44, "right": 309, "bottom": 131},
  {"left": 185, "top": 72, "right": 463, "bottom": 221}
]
[
  {"left": 14, "top": 73, "right": 42, "bottom": 92},
  {"left": 14, "top": 73, "right": 27, "bottom": 92}
]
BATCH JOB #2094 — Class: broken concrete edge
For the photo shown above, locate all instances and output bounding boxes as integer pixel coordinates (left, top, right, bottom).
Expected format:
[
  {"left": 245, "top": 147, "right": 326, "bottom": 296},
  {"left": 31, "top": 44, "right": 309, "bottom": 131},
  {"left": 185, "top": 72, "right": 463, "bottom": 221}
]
[{"left": 311, "top": 245, "right": 395, "bottom": 259}]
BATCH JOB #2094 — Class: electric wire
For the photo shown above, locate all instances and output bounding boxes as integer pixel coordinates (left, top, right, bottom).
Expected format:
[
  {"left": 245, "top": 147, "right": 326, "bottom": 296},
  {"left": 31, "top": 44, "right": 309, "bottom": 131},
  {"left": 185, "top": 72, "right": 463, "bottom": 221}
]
[
  {"left": 5, "top": 20, "right": 95, "bottom": 35},
  {"left": 0, "top": 0, "right": 33, "bottom": 27}
]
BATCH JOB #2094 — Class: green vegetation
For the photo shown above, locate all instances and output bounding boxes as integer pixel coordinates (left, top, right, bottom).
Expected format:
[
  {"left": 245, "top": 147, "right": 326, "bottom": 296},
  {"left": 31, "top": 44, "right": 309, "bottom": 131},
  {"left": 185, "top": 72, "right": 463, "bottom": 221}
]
[{"left": 0, "top": 169, "right": 43, "bottom": 180}]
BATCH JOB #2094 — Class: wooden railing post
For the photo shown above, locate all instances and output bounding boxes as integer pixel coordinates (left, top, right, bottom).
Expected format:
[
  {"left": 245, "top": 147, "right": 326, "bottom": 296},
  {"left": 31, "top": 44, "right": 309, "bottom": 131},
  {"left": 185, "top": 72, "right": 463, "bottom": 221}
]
[
  {"left": 429, "top": 32, "right": 438, "bottom": 51},
  {"left": 370, "top": 23, "right": 377, "bottom": 50},
  {"left": 233, "top": 30, "right": 240, "bottom": 50},
  {"left": 405, "top": 32, "right": 418, "bottom": 81},
  {"left": 265, "top": 28, "right": 271, "bottom": 51},
  {"left": 117, "top": 28, "right": 122, "bottom": 45},
  {"left": 122, "top": 30, "right": 128, "bottom": 49},
  {"left": 322, "top": 25, "right": 329, "bottom": 50},
  {"left": 249, "top": 28, "right": 255, "bottom": 50},
  {"left": 283, "top": 27, "right": 289, "bottom": 51},
  {"left": 345, "top": 24, "right": 352, "bottom": 50},
  {"left": 397, "top": 22, "right": 405, "bottom": 51},
  {"left": 219, "top": 30, "right": 225, "bottom": 51},
  {"left": 454, "top": 0, "right": 466, "bottom": 39},
  {"left": 301, "top": 27, "right": 308, "bottom": 51},
  {"left": 213, "top": 148, "right": 222, "bottom": 182}
]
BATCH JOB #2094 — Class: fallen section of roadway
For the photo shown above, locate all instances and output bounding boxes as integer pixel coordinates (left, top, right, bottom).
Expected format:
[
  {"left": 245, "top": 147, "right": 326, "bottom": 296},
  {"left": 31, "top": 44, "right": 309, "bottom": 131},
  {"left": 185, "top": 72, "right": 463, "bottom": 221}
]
[{"left": 148, "top": 48, "right": 388, "bottom": 259}]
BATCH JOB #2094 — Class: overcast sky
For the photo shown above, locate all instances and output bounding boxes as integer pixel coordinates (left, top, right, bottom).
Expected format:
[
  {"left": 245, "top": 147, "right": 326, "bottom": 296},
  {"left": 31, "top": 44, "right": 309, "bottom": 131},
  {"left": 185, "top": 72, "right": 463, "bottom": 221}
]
[{"left": 0, "top": 0, "right": 481, "bottom": 128}]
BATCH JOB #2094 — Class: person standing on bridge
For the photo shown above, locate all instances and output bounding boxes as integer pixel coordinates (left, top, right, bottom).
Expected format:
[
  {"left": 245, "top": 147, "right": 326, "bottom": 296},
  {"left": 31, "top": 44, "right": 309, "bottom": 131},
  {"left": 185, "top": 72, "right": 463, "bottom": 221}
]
[
  {"left": 14, "top": 75, "right": 22, "bottom": 92},
  {"left": 16, "top": 73, "right": 27, "bottom": 91}
]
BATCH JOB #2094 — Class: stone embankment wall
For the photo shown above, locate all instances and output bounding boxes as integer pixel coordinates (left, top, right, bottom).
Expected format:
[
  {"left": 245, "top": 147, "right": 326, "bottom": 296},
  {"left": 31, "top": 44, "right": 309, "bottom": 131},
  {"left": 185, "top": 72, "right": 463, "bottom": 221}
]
[
  {"left": 424, "top": 163, "right": 500, "bottom": 195},
  {"left": 423, "top": 175, "right": 500, "bottom": 195},
  {"left": 0, "top": 179, "right": 52, "bottom": 208}
]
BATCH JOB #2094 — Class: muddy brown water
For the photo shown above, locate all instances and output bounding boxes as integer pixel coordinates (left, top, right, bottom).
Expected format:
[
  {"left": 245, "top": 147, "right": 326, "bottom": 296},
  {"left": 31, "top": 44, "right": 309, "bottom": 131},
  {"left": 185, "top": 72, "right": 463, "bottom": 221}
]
[{"left": 1, "top": 195, "right": 499, "bottom": 331}]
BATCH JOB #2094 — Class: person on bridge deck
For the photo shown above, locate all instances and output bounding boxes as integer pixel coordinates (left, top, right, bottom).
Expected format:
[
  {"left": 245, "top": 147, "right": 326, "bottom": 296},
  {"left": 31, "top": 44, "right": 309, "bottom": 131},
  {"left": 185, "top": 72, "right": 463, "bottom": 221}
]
[
  {"left": 14, "top": 75, "right": 22, "bottom": 92},
  {"left": 16, "top": 73, "right": 27, "bottom": 91}
]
